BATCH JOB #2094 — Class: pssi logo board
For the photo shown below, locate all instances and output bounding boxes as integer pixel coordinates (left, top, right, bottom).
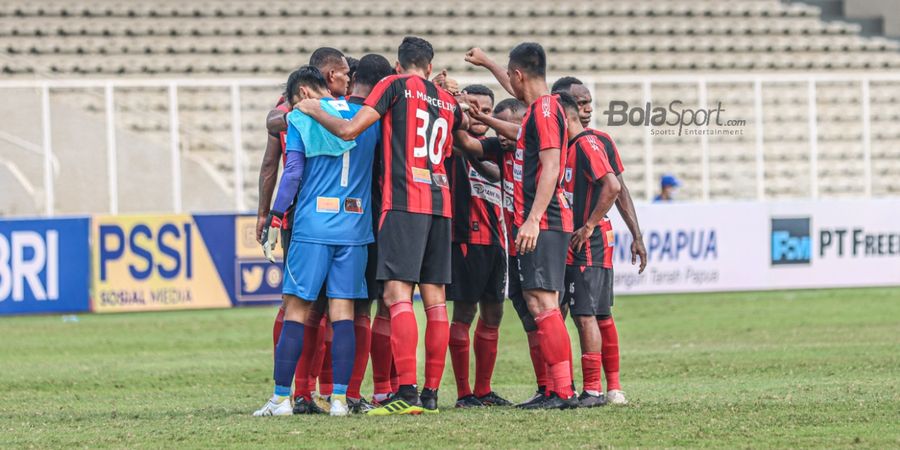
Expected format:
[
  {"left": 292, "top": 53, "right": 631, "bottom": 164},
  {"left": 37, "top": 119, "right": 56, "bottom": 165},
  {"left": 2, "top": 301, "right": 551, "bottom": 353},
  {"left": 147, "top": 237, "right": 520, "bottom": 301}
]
[
  {"left": 0, "top": 218, "right": 90, "bottom": 315},
  {"left": 771, "top": 217, "right": 811, "bottom": 265},
  {"left": 92, "top": 214, "right": 234, "bottom": 312},
  {"left": 234, "top": 215, "right": 283, "bottom": 303}
]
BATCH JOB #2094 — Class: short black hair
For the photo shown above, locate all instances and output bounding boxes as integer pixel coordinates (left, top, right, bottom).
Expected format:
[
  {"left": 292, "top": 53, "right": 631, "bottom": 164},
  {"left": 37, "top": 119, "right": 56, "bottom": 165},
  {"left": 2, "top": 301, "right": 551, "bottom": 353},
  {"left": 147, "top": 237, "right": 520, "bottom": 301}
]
[
  {"left": 346, "top": 56, "right": 359, "bottom": 81},
  {"left": 509, "top": 42, "right": 546, "bottom": 77},
  {"left": 398, "top": 36, "right": 434, "bottom": 70},
  {"left": 285, "top": 65, "right": 328, "bottom": 98},
  {"left": 551, "top": 76, "right": 583, "bottom": 94},
  {"left": 309, "top": 47, "right": 345, "bottom": 71},
  {"left": 462, "top": 84, "right": 494, "bottom": 105},
  {"left": 493, "top": 98, "right": 526, "bottom": 115},
  {"left": 354, "top": 54, "right": 393, "bottom": 88},
  {"left": 556, "top": 91, "right": 579, "bottom": 116}
]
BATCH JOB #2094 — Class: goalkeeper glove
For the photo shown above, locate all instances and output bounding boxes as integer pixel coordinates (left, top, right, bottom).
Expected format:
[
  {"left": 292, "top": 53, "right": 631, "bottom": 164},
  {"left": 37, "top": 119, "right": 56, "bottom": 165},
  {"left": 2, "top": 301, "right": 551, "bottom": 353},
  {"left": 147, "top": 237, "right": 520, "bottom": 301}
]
[{"left": 261, "top": 211, "right": 285, "bottom": 263}]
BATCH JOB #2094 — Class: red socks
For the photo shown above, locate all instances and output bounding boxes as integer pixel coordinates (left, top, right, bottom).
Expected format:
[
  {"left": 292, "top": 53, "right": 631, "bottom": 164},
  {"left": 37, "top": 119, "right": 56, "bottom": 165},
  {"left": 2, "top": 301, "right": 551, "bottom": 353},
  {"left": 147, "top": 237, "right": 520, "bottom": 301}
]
[
  {"left": 347, "top": 314, "right": 371, "bottom": 399},
  {"left": 370, "top": 315, "right": 393, "bottom": 395},
  {"left": 389, "top": 300, "right": 418, "bottom": 386},
  {"left": 449, "top": 321, "right": 472, "bottom": 398},
  {"left": 318, "top": 323, "right": 334, "bottom": 396},
  {"left": 424, "top": 303, "right": 450, "bottom": 390},
  {"left": 581, "top": 352, "right": 603, "bottom": 393},
  {"left": 272, "top": 305, "right": 285, "bottom": 350},
  {"left": 473, "top": 320, "right": 499, "bottom": 398},
  {"left": 526, "top": 330, "right": 551, "bottom": 390},
  {"left": 390, "top": 359, "right": 399, "bottom": 393},
  {"left": 598, "top": 317, "right": 621, "bottom": 391},
  {"left": 293, "top": 313, "right": 321, "bottom": 400},
  {"left": 534, "top": 309, "right": 574, "bottom": 399}
]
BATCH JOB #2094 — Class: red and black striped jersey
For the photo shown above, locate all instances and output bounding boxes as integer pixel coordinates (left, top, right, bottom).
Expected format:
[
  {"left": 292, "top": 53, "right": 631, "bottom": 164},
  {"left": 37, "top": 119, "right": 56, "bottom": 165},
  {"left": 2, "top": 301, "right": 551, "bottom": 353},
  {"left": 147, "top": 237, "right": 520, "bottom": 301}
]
[
  {"left": 584, "top": 128, "right": 624, "bottom": 176},
  {"left": 445, "top": 134, "right": 505, "bottom": 248},
  {"left": 563, "top": 130, "right": 616, "bottom": 268},
  {"left": 482, "top": 137, "right": 518, "bottom": 256},
  {"left": 364, "top": 74, "right": 462, "bottom": 218},
  {"left": 513, "top": 94, "right": 573, "bottom": 232}
]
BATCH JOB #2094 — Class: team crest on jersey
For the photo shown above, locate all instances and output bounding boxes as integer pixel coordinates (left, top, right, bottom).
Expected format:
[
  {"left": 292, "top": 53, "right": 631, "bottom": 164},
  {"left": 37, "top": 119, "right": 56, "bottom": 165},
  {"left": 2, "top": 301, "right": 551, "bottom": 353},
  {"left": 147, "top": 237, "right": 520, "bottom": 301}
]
[
  {"left": 541, "top": 96, "right": 552, "bottom": 118},
  {"left": 412, "top": 167, "right": 432, "bottom": 184},
  {"left": 565, "top": 167, "right": 573, "bottom": 182},
  {"left": 344, "top": 198, "right": 363, "bottom": 214},
  {"left": 587, "top": 135, "right": 601, "bottom": 151}
]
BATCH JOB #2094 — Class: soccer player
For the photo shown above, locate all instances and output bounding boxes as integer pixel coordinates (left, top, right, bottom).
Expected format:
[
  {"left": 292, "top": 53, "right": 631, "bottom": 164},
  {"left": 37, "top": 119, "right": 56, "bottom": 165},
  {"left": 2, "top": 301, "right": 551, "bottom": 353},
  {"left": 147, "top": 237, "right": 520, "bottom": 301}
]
[
  {"left": 257, "top": 47, "right": 352, "bottom": 415},
  {"left": 555, "top": 92, "right": 622, "bottom": 407},
  {"left": 444, "top": 84, "right": 511, "bottom": 408},
  {"left": 552, "top": 77, "right": 648, "bottom": 405},
  {"left": 466, "top": 43, "right": 578, "bottom": 409},
  {"left": 343, "top": 53, "right": 394, "bottom": 413},
  {"left": 255, "top": 64, "right": 379, "bottom": 416},
  {"left": 298, "top": 37, "right": 472, "bottom": 415}
]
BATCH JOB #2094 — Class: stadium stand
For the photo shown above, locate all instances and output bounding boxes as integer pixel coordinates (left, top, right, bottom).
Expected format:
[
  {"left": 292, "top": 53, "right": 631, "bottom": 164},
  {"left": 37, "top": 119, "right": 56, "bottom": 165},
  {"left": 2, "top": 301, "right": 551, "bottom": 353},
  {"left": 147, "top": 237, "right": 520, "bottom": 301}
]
[{"left": 0, "top": 0, "right": 898, "bottom": 215}]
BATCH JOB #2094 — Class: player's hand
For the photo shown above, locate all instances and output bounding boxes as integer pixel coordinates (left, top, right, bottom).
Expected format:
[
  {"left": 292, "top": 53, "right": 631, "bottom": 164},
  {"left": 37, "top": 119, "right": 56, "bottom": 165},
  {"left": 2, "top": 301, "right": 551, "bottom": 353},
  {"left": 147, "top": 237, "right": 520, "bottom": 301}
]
[
  {"left": 464, "top": 48, "right": 489, "bottom": 67},
  {"left": 255, "top": 212, "right": 268, "bottom": 244},
  {"left": 433, "top": 70, "right": 460, "bottom": 95},
  {"left": 632, "top": 235, "right": 648, "bottom": 274},
  {"left": 260, "top": 211, "right": 285, "bottom": 263},
  {"left": 296, "top": 98, "right": 320, "bottom": 115},
  {"left": 516, "top": 219, "right": 540, "bottom": 254},
  {"left": 570, "top": 224, "right": 595, "bottom": 253}
]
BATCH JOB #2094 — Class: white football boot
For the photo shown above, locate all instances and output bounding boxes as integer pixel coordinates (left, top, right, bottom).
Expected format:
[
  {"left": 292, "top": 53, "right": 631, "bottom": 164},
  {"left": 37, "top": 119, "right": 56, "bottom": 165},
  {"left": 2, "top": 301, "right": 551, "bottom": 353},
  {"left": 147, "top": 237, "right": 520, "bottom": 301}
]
[
  {"left": 330, "top": 396, "right": 350, "bottom": 417},
  {"left": 253, "top": 396, "right": 293, "bottom": 416},
  {"left": 606, "top": 389, "right": 629, "bottom": 405}
]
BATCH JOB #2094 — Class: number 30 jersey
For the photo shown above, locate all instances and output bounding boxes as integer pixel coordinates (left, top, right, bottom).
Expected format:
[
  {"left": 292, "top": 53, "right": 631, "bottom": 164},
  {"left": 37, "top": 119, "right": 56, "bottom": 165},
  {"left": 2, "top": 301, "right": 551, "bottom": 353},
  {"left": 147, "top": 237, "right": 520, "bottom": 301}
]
[{"left": 364, "top": 74, "right": 462, "bottom": 218}]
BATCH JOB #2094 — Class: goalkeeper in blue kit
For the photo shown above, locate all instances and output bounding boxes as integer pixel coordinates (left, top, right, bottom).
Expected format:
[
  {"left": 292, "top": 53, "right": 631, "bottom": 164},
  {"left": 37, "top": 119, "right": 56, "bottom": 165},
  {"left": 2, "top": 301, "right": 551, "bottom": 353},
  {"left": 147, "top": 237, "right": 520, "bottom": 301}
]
[{"left": 255, "top": 65, "right": 379, "bottom": 416}]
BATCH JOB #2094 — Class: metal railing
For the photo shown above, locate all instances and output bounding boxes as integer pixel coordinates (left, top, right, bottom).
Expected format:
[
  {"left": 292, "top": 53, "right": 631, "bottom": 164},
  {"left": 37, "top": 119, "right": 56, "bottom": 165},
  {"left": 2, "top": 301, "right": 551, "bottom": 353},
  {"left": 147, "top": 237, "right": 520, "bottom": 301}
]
[{"left": 0, "top": 71, "right": 897, "bottom": 216}]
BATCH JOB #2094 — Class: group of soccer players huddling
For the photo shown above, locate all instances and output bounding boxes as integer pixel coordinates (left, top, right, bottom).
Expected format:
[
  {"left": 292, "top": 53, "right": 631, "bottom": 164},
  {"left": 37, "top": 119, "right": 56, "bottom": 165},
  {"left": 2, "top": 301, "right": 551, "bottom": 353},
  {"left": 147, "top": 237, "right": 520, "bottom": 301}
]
[{"left": 253, "top": 36, "right": 648, "bottom": 417}]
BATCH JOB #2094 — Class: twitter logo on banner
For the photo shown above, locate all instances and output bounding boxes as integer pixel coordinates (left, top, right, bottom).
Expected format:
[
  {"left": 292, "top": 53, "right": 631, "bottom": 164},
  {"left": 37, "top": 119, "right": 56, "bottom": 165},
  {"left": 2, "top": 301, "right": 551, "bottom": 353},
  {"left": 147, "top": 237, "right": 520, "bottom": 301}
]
[{"left": 237, "top": 261, "right": 282, "bottom": 301}]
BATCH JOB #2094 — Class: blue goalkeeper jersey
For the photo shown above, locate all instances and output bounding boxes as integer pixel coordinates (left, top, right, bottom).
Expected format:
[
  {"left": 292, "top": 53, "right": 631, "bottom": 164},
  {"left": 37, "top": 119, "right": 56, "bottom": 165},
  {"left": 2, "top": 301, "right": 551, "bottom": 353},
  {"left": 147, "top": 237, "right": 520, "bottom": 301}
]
[{"left": 285, "top": 97, "right": 379, "bottom": 246}]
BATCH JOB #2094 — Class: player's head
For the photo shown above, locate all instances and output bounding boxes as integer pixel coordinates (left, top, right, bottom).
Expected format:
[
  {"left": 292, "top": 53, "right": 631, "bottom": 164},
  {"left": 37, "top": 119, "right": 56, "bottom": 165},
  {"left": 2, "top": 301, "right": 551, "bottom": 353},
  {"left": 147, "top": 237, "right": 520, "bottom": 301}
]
[
  {"left": 396, "top": 36, "right": 434, "bottom": 78},
  {"left": 345, "top": 55, "right": 359, "bottom": 95},
  {"left": 507, "top": 42, "right": 546, "bottom": 101},
  {"left": 462, "top": 84, "right": 495, "bottom": 137},
  {"left": 552, "top": 76, "right": 593, "bottom": 128},
  {"left": 309, "top": 47, "right": 350, "bottom": 98},
  {"left": 352, "top": 54, "right": 393, "bottom": 97},
  {"left": 285, "top": 65, "right": 330, "bottom": 105},
  {"left": 556, "top": 91, "right": 582, "bottom": 133},
  {"left": 493, "top": 98, "right": 526, "bottom": 151}
]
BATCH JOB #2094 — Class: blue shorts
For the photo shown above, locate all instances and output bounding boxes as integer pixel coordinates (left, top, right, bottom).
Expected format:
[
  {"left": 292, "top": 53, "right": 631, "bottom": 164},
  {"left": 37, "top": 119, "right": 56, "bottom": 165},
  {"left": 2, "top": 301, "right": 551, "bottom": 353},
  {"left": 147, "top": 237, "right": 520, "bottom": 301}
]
[{"left": 283, "top": 242, "right": 368, "bottom": 301}]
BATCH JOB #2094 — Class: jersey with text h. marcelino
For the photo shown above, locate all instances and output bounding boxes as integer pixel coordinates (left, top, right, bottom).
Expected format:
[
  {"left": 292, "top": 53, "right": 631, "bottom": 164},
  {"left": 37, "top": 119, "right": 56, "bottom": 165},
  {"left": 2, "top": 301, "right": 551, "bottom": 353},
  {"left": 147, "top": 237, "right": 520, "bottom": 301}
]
[
  {"left": 513, "top": 94, "right": 573, "bottom": 232},
  {"left": 364, "top": 74, "right": 462, "bottom": 218},
  {"left": 445, "top": 133, "right": 505, "bottom": 248},
  {"left": 284, "top": 98, "right": 379, "bottom": 246},
  {"left": 564, "top": 130, "right": 616, "bottom": 268}
]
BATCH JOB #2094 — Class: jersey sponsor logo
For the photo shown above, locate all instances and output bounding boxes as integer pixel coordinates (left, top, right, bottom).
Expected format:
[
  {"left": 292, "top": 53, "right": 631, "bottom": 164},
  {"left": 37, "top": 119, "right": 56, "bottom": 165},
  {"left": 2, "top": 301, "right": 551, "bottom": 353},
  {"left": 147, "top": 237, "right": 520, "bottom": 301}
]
[
  {"left": 563, "top": 191, "right": 574, "bottom": 206},
  {"left": 606, "top": 229, "right": 615, "bottom": 247},
  {"left": 558, "top": 192, "right": 571, "bottom": 209},
  {"left": 327, "top": 99, "right": 350, "bottom": 111},
  {"left": 316, "top": 197, "right": 341, "bottom": 214},
  {"left": 515, "top": 148, "right": 524, "bottom": 161},
  {"left": 513, "top": 163, "right": 523, "bottom": 182},
  {"left": 432, "top": 173, "right": 449, "bottom": 187},
  {"left": 503, "top": 194, "right": 514, "bottom": 212},
  {"left": 471, "top": 180, "right": 503, "bottom": 207},
  {"left": 412, "top": 167, "right": 432, "bottom": 184},
  {"left": 344, "top": 198, "right": 364, "bottom": 214}
]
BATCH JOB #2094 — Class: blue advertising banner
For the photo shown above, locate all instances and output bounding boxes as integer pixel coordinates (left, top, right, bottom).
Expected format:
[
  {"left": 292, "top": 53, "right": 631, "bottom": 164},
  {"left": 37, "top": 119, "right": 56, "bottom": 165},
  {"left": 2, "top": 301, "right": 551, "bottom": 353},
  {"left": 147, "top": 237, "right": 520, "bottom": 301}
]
[{"left": 0, "top": 217, "right": 90, "bottom": 315}]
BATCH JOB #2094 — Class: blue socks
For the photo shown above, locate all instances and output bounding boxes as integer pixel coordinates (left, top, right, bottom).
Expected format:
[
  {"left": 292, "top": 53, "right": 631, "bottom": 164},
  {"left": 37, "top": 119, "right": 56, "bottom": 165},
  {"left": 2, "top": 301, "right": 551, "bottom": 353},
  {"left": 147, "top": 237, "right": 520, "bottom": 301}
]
[
  {"left": 330, "top": 320, "right": 355, "bottom": 396},
  {"left": 273, "top": 320, "right": 304, "bottom": 397}
]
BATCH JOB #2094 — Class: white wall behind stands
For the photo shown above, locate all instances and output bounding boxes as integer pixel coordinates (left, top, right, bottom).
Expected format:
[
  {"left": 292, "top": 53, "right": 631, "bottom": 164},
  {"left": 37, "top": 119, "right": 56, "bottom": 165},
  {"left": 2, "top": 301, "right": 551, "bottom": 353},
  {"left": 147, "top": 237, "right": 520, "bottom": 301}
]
[{"left": 608, "top": 199, "right": 900, "bottom": 294}]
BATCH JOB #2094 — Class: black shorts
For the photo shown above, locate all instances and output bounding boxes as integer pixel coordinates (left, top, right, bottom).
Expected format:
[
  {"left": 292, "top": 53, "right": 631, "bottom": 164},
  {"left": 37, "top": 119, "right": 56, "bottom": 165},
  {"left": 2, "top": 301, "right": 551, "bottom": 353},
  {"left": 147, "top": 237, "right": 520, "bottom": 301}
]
[
  {"left": 447, "top": 243, "right": 506, "bottom": 303},
  {"left": 365, "top": 242, "right": 381, "bottom": 300},
  {"left": 376, "top": 210, "right": 451, "bottom": 285},
  {"left": 516, "top": 230, "right": 571, "bottom": 292},
  {"left": 563, "top": 265, "right": 614, "bottom": 317}
]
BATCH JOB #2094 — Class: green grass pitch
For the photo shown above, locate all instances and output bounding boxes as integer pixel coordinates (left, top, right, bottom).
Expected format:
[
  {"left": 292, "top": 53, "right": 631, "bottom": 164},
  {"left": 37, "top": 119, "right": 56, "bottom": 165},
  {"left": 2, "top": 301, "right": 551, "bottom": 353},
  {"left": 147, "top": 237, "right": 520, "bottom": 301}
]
[{"left": 2, "top": 287, "right": 898, "bottom": 448}]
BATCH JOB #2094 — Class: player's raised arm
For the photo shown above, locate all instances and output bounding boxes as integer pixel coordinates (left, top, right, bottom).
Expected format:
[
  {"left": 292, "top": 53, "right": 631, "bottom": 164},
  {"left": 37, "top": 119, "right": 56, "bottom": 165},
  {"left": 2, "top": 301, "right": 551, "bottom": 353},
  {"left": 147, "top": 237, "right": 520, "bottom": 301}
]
[
  {"left": 465, "top": 48, "right": 514, "bottom": 97},
  {"left": 453, "top": 129, "right": 485, "bottom": 159}
]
